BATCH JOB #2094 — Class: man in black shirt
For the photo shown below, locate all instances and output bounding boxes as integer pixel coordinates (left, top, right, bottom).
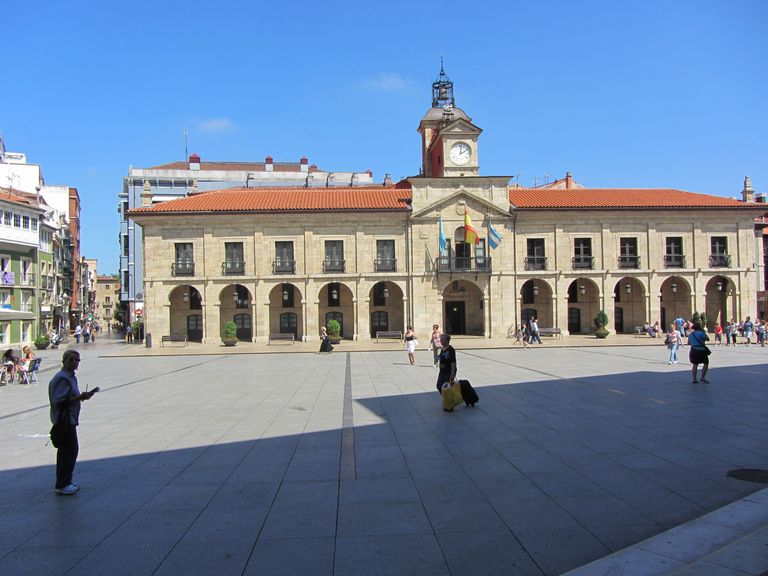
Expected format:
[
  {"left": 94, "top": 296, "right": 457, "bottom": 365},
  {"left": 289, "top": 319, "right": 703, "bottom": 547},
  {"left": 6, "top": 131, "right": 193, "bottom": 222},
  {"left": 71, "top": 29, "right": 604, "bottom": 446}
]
[{"left": 435, "top": 334, "right": 457, "bottom": 394}]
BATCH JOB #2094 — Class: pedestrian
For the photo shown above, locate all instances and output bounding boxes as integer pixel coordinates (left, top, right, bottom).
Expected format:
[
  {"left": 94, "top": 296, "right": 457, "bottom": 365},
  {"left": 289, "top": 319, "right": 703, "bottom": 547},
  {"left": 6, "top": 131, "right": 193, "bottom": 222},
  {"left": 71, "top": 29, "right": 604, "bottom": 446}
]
[
  {"left": 404, "top": 325, "right": 417, "bottom": 366},
  {"left": 743, "top": 316, "right": 754, "bottom": 346},
  {"left": 74, "top": 324, "right": 82, "bottom": 344},
  {"left": 675, "top": 315, "right": 684, "bottom": 339},
  {"left": 435, "top": 333, "right": 457, "bottom": 394},
  {"left": 318, "top": 326, "right": 333, "bottom": 353},
  {"left": 758, "top": 320, "right": 766, "bottom": 347},
  {"left": 125, "top": 324, "right": 133, "bottom": 344},
  {"left": 688, "top": 321, "right": 710, "bottom": 383},
  {"left": 730, "top": 319, "right": 738, "bottom": 345},
  {"left": 666, "top": 323, "right": 682, "bottom": 364},
  {"left": 48, "top": 350, "right": 99, "bottom": 495},
  {"left": 429, "top": 324, "right": 442, "bottom": 367},
  {"left": 714, "top": 323, "right": 723, "bottom": 346},
  {"left": 521, "top": 323, "right": 532, "bottom": 350},
  {"left": 529, "top": 317, "right": 542, "bottom": 345}
]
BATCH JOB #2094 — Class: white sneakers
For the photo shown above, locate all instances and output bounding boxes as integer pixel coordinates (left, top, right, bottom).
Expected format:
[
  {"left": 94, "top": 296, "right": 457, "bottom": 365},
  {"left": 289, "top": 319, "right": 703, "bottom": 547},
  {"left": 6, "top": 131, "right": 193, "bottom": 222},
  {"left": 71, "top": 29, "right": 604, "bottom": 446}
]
[{"left": 54, "top": 484, "right": 79, "bottom": 495}]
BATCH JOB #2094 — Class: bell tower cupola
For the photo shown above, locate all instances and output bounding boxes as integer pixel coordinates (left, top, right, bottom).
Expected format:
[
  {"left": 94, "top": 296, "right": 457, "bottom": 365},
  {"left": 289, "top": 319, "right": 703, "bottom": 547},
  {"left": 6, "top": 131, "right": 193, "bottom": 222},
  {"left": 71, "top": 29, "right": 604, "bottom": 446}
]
[{"left": 418, "top": 63, "right": 482, "bottom": 178}]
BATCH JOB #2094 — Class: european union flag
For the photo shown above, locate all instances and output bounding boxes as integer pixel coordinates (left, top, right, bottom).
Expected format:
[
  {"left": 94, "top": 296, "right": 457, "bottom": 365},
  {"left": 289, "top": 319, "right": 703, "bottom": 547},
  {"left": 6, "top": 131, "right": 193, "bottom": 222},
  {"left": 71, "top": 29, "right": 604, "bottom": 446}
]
[{"left": 439, "top": 215, "right": 447, "bottom": 254}]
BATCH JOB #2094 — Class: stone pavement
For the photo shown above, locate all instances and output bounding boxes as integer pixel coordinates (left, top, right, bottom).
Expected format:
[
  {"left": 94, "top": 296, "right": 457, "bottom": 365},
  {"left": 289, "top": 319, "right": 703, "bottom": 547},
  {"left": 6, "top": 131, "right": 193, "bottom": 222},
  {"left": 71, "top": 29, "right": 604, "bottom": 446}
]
[{"left": 0, "top": 337, "right": 767, "bottom": 575}]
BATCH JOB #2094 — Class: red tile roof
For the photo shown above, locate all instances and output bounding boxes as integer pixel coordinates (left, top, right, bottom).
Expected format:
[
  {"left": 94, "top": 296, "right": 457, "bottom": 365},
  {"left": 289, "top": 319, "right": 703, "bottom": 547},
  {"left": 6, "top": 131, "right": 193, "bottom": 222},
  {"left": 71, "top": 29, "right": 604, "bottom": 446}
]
[
  {"left": 129, "top": 186, "right": 412, "bottom": 215},
  {"left": 0, "top": 187, "right": 40, "bottom": 207},
  {"left": 509, "top": 188, "right": 757, "bottom": 209},
  {"left": 145, "top": 161, "right": 321, "bottom": 172}
]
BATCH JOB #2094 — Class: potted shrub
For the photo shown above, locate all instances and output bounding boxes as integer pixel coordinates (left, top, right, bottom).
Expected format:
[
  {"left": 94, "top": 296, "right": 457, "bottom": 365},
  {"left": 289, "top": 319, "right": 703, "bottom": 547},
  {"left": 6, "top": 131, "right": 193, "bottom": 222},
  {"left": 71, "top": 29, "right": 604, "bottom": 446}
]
[
  {"left": 222, "top": 321, "right": 238, "bottom": 346},
  {"left": 594, "top": 310, "right": 610, "bottom": 339},
  {"left": 327, "top": 319, "right": 341, "bottom": 344},
  {"left": 34, "top": 333, "right": 50, "bottom": 350}
]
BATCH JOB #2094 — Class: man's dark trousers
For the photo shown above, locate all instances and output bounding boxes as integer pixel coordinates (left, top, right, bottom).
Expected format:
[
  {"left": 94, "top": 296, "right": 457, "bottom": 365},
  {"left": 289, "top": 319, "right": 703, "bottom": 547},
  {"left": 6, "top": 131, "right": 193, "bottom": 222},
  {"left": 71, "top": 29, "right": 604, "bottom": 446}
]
[{"left": 56, "top": 426, "right": 79, "bottom": 489}]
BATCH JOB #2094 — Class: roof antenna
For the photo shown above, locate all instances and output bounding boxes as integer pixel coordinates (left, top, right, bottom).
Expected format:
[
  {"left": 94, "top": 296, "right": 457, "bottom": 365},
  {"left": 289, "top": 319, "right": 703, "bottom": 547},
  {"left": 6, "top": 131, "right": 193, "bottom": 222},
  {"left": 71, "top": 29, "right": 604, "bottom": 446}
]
[{"left": 184, "top": 128, "right": 189, "bottom": 159}]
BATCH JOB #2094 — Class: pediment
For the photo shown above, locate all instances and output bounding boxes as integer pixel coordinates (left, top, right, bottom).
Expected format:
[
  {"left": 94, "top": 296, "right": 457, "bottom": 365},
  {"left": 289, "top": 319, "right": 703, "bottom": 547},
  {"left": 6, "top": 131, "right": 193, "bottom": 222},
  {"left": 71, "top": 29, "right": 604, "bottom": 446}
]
[
  {"left": 412, "top": 188, "right": 510, "bottom": 219},
  {"left": 441, "top": 117, "right": 482, "bottom": 136}
]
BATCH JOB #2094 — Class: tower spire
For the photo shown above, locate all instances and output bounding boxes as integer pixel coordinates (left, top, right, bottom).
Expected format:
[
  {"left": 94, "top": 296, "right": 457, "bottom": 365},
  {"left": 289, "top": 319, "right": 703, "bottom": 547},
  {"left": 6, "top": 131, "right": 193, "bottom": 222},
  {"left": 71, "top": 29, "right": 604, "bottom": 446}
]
[{"left": 431, "top": 58, "right": 455, "bottom": 108}]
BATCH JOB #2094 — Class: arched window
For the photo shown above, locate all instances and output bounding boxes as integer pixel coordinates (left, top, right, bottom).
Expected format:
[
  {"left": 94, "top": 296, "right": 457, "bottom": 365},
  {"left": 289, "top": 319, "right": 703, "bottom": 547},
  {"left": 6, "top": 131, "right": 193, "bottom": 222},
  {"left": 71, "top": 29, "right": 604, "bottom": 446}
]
[
  {"left": 280, "top": 313, "right": 297, "bottom": 337},
  {"left": 370, "top": 311, "right": 388, "bottom": 337}
]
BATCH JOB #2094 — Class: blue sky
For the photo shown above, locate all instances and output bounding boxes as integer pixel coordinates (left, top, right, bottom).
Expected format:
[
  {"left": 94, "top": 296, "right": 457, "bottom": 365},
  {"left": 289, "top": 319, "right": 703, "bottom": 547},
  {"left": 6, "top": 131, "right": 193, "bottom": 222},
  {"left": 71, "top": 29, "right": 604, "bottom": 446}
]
[{"left": 2, "top": 0, "right": 766, "bottom": 274}]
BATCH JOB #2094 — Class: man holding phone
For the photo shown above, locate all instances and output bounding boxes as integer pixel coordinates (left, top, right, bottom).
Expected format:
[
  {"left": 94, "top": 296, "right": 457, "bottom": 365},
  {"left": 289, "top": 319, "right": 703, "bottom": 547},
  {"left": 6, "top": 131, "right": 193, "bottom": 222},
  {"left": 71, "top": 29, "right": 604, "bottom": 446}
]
[{"left": 48, "top": 350, "right": 98, "bottom": 495}]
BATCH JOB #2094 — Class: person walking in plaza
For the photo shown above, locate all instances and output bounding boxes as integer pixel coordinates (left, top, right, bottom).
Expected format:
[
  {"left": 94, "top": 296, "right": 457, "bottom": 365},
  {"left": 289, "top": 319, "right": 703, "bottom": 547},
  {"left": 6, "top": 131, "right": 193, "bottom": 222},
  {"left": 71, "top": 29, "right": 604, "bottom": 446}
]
[
  {"left": 74, "top": 323, "right": 82, "bottom": 344},
  {"left": 666, "top": 323, "right": 682, "bottom": 364},
  {"left": 742, "top": 316, "right": 754, "bottom": 346},
  {"left": 714, "top": 323, "right": 723, "bottom": 346},
  {"left": 404, "top": 325, "right": 417, "bottom": 366},
  {"left": 125, "top": 324, "right": 133, "bottom": 344},
  {"left": 758, "top": 320, "right": 766, "bottom": 347},
  {"left": 48, "top": 350, "right": 98, "bottom": 495},
  {"left": 675, "top": 315, "right": 684, "bottom": 339},
  {"left": 729, "top": 318, "right": 738, "bottom": 345},
  {"left": 688, "top": 321, "right": 710, "bottom": 383},
  {"left": 429, "top": 324, "right": 442, "bottom": 367},
  {"left": 318, "top": 326, "right": 332, "bottom": 353},
  {"left": 529, "top": 317, "right": 542, "bottom": 345},
  {"left": 435, "top": 333, "right": 457, "bottom": 394}
]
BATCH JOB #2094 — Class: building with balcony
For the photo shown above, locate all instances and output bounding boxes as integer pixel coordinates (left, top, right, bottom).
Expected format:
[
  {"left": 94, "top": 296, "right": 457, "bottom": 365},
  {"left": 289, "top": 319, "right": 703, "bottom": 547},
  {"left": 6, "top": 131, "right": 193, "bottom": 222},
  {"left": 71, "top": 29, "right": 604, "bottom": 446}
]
[
  {"left": 129, "top": 68, "right": 766, "bottom": 342},
  {"left": 119, "top": 154, "right": 377, "bottom": 327}
]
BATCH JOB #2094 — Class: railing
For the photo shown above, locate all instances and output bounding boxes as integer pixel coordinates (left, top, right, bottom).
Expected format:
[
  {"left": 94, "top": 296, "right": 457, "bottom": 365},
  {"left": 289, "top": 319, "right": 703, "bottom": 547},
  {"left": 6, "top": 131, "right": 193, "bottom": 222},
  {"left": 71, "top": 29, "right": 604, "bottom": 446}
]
[
  {"left": 222, "top": 260, "right": 245, "bottom": 275},
  {"left": 664, "top": 254, "right": 686, "bottom": 268},
  {"left": 524, "top": 256, "right": 547, "bottom": 271},
  {"left": 572, "top": 256, "right": 595, "bottom": 270},
  {"left": 436, "top": 256, "right": 493, "bottom": 273},
  {"left": 709, "top": 254, "right": 731, "bottom": 267},
  {"left": 171, "top": 261, "right": 195, "bottom": 276},
  {"left": 323, "top": 259, "right": 346, "bottom": 273},
  {"left": 374, "top": 258, "right": 397, "bottom": 272},
  {"left": 273, "top": 260, "right": 296, "bottom": 274},
  {"left": 618, "top": 255, "right": 641, "bottom": 269},
  {"left": 19, "top": 273, "right": 36, "bottom": 286}
]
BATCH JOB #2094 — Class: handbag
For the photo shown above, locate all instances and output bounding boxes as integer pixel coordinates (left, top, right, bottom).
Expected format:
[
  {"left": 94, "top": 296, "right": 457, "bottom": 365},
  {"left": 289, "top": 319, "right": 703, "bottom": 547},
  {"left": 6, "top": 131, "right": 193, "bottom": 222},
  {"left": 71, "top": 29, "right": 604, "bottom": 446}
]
[
  {"left": 441, "top": 381, "right": 463, "bottom": 411},
  {"left": 49, "top": 403, "right": 70, "bottom": 448}
]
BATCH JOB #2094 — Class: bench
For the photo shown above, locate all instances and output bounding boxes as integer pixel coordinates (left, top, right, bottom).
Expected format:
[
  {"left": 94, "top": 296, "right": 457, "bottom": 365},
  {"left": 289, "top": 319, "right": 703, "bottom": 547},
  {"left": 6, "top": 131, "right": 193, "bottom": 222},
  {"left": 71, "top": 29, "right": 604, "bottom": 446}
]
[
  {"left": 376, "top": 330, "right": 403, "bottom": 342},
  {"left": 538, "top": 328, "right": 562, "bottom": 338},
  {"left": 268, "top": 333, "right": 295, "bottom": 344},
  {"left": 160, "top": 335, "right": 188, "bottom": 347}
]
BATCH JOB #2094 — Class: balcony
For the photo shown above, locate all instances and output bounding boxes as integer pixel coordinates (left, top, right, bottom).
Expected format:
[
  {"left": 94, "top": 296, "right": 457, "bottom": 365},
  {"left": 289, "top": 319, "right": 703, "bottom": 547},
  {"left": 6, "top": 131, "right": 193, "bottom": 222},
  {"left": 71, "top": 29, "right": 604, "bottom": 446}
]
[
  {"left": 436, "top": 256, "right": 493, "bottom": 273},
  {"left": 618, "top": 255, "right": 641, "bottom": 269},
  {"left": 572, "top": 256, "right": 595, "bottom": 270},
  {"left": 171, "top": 260, "right": 195, "bottom": 276},
  {"left": 21, "top": 273, "right": 36, "bottom": 287},
  {"left": 273, "top": 260, "right": 296, "bottom": 274},
  {"left": 709, "top": 253, "right": 731, "bottom": 268},
  {"left": 524, "top": 256, "right": 547, "bottom": 271},
  {"left": 323, "top": 259, "right": 346, "bottom": 273},
  {"left": 222, "top": 260, "right": 245, "bottom": 275},
  {"left": 664, "top": 254, "right": 686, "bottom": 268},
  {"left": 374, "top": 258, "right": 397, "bottom": 272}
]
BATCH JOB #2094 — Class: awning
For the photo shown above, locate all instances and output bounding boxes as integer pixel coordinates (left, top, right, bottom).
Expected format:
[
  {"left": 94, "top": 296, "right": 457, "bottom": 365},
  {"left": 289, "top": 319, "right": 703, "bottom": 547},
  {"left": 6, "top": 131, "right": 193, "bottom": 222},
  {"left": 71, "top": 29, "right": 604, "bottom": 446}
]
[{"left": 0, "top": 308, "right": 35, "bottom": 320}]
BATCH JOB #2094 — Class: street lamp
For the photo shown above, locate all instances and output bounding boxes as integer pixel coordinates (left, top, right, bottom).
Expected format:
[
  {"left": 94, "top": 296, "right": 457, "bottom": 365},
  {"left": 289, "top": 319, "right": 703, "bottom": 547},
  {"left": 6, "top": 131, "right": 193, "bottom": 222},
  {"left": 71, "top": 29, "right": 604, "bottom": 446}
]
[
  {"left": 625, "top": 284, "right": 631, "bottom": 294},
  {"left": 532, "top": 284, "right": 539, "bottom": 296},
  {"left": 579, "top": 285, "right": 586, "bottom": 296},
  {"left": 382, "top": 286, "right": 390, "bottom": 300},
  {"left": 716, "top": 281, "right": 723, "bottom": 291},
  {"left": 331, "top": 288, "right": 339, "bottom": 300}
]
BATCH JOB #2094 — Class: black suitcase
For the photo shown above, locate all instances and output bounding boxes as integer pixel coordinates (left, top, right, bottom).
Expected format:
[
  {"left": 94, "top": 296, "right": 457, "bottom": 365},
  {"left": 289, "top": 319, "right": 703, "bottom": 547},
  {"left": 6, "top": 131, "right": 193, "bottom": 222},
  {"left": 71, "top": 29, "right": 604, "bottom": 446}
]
[{"left": 459, "top": 379, "right": 479, "bottom": 407}]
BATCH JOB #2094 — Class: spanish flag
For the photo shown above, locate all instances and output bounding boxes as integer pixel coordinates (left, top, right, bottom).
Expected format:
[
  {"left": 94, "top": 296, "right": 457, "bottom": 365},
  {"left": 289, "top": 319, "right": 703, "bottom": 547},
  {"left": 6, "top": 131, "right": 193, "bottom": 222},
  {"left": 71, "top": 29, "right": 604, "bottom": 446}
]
[{"left": 464, "top": 212, "right": 480, "bottom": 245}]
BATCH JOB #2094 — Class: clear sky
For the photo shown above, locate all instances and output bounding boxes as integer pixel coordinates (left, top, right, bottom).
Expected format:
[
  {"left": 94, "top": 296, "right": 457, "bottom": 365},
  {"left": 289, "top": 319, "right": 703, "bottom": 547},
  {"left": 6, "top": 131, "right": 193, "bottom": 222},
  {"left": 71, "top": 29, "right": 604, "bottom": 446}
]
[{"left": 2, "top": 0, "right": 766, "bottom": 275}]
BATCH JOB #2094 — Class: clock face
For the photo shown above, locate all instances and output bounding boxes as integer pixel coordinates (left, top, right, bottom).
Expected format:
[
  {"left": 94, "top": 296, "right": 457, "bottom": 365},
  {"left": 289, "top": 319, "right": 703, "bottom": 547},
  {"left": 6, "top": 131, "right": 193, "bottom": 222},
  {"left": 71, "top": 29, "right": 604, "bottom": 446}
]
[{"left": 449, "top": 142, "right": 471, "bottom": 165}]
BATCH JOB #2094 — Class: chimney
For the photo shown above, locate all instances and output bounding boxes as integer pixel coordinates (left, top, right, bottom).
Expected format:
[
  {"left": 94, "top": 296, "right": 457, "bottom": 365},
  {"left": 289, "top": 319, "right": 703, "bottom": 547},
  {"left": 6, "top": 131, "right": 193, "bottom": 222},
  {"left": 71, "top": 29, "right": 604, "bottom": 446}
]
[
  {"left": 189, "top": 153, "right": 201, "bottom": 171},
  {"left": 755, "top": 193, "right": 766, "bottom": 204},
  {"left": 265, "top": 156, "right": 273, "bottom": 172},
  {"left": 742, "top": 176, "right": 754, "bottom": 203},
  {"left": 141, "top": 180, "right": 152, "bottom": 207},
  {"left": 565, "top": 172, "right": 573, "bottom": 189},
  {"left": 300, "top": 156, "right": 308, "bottom": 173},
  {"left": 383, "top": 173, "right": 393, "bottom": 187}
]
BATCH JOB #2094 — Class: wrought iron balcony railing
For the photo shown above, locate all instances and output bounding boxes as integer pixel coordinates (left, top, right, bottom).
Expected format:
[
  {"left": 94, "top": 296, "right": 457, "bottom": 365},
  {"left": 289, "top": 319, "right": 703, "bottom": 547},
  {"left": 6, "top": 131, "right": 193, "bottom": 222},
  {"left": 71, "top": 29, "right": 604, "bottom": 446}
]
[
  {"left": 171, "top": 261, "right": 195, "bottom": 276},
  {"left": 273, "top": 260, "right": 296, "bottom": 274},
  {"left": 21, "top": 273, "right": 36, "bottom": 286},
  {"left": 436, "top": 256, "right": 493, "bottom": 273},
  {"left": 664, "top": 254, "right": 686, "bottom": 268},
  {"left": 524, "top": 256, "right": 547, "bottom": 271},
  {"left": 374, "top": 258, "right": 397, "bottom": 272},
  {"left": 222, "top": 260, "right": 245, "bottom": 275},
  {"left": 709, "top": 253, "right": 731, "bottom": 267},
  {"left": 572, "top": 256, "right": 595, "bottom": 270},
  {"left": 323, "top": 259, "right": 346, "bottom": 273},
  {"left": 618, "top": 255, "right": 641, "bottom": 269}
]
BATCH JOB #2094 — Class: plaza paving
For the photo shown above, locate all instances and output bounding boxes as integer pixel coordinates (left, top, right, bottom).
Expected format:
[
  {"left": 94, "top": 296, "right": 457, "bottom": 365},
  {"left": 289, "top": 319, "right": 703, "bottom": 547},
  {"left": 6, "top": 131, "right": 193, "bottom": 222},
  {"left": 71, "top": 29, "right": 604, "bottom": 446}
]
[{"left": 0, "top": 337, "right": 767, "bottom": 575}]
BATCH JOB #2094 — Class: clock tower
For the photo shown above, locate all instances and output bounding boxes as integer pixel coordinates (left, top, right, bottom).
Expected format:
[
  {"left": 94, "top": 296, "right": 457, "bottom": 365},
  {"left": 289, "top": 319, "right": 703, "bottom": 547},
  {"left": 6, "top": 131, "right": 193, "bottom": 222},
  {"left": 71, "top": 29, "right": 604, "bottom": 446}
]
[{"left": 418, "top": 64, "right": 482, "bottom": 178}]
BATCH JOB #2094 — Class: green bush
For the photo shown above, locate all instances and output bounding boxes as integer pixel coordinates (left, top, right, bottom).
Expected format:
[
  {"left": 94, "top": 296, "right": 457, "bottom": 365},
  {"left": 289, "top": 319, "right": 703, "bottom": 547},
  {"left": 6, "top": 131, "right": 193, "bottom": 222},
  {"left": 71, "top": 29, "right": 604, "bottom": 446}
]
[
  {"left": 34, "top": 333, "right": 50, "bottom": 350},
  {"left": 327, "top": 320, "right": 341, "bottom": 338},
  {"left": 223, "top": 321, "right": 237, "bottom": 339},
  {"left": 593, "top": 310, "right": 609, "bottom": 329}
]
